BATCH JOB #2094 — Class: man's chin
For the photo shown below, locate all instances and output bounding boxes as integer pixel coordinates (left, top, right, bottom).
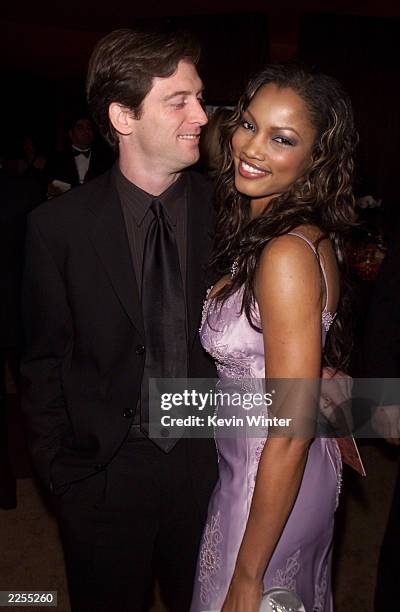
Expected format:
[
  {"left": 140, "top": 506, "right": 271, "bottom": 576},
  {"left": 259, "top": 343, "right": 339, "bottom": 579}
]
[
  {"left": 167, "top": 149, "right": 200, "bottom": 174},
  {"left": 184, "top": 151, "right": 200, "bottom": 167},
  {"left": 173, "top": 158, "right": 199, "bottom": 173}
]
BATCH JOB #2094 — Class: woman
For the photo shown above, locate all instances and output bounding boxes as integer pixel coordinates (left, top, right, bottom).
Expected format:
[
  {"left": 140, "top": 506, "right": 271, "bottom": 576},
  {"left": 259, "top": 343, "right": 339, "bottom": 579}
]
[{"left": 190, "top": 64, "right": 357, "bottom": 612}]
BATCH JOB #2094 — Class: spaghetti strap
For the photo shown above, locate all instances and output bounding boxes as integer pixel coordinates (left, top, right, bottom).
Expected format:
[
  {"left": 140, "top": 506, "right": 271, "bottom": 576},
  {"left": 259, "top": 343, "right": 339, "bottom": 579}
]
[{"left": 287, "top": 231, "right": 329, "bottom": 311}]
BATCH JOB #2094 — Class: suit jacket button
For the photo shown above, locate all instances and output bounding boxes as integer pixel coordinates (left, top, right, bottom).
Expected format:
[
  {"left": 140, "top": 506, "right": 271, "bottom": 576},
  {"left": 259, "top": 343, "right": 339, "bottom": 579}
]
[
  {"left": 94, "top": 463, "right": 105, "bottom": 471},
  {"left": 135, "top": 344, "right": 145, "bottom": 355},
  {"left": 123, "top": 408, "right": 134, "bottom": 418}
]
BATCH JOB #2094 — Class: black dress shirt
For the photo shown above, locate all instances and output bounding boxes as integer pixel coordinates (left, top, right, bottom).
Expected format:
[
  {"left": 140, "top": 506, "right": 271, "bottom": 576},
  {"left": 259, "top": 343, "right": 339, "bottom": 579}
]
[
  {"left": 113, "top": 164, "right": 187, "bottom": 296},
  {"left": 113, "top": 164, "right": 188, "bottom": 433}
]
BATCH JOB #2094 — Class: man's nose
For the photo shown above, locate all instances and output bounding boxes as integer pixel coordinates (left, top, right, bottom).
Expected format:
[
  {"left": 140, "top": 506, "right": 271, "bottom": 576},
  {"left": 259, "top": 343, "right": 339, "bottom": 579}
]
[{"left": 190, "top": 99, "right": 208, "bottom": 126}]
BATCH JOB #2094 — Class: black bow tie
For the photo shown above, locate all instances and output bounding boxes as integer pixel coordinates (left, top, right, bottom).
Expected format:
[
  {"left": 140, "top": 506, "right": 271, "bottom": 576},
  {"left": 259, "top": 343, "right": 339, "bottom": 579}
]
[{"left": 73, "top": 148, "right": 91, "bottom": 158}]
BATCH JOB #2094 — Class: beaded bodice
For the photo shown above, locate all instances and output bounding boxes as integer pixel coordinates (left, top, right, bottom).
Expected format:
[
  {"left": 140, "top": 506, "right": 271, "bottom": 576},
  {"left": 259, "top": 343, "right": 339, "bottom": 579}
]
[
  {"left": 200, "top": 231, "right": 335, "bottom": 380},
  {"left": 200, "top": 285, "right": 334, "bottom": 381}
]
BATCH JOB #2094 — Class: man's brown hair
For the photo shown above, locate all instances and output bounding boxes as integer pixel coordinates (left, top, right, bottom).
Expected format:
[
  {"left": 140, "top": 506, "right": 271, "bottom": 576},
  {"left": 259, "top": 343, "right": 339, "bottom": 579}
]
[{"left": 86, "top": 28, "right": 201, "bottom": 149}]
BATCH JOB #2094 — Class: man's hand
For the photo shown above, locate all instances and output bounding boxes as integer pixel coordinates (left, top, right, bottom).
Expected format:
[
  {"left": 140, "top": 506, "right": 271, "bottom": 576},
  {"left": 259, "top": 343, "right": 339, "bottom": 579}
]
[
  {"left": 47, "top": 182, "right": 64, "bottom": 199},
  {"left": 371, "top": 405, "right": 400, "bottom": 445},
  {"left": 320, "top": 367, "right": 353, "bottom": 433}
]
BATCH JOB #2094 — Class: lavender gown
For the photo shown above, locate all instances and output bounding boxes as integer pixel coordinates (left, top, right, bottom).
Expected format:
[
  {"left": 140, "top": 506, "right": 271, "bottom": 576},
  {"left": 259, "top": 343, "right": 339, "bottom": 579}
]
[{"left": 190, "top": 232, "right": 342, "bottom": 612}]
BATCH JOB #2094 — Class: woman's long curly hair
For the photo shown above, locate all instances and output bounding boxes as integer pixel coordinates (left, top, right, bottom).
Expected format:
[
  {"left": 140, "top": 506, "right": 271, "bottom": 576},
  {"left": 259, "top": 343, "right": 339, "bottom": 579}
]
[{"left": 211, "top": 63, "right": 358, "bottom": 369}]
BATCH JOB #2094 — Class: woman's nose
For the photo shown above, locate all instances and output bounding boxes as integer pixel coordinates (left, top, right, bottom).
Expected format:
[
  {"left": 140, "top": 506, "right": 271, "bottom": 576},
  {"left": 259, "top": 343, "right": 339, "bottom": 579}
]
[{"left": 242, "top": 134, "right": 266, "bottom": 161}]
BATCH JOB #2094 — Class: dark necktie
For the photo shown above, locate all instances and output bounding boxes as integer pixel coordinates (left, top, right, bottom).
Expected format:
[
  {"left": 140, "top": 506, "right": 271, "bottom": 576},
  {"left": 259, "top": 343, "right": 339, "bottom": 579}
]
[{"left": 140, "top": 199, "right": 187, "bottom": 451}]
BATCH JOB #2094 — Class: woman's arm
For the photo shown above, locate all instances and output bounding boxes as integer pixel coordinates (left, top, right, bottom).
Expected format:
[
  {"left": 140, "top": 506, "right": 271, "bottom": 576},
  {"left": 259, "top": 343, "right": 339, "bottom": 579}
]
[{"left": 222, "top": 235, "right": 324, "bottom": 612}]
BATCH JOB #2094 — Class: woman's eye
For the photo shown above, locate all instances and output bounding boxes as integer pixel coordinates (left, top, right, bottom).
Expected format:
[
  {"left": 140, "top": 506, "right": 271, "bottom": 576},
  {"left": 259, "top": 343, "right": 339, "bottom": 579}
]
[
  {"left": 242, "top": 120, "right": 255, "bottom": 132},
  {"left": 273, "top": 136, "right": 294, "bottom": 146}
]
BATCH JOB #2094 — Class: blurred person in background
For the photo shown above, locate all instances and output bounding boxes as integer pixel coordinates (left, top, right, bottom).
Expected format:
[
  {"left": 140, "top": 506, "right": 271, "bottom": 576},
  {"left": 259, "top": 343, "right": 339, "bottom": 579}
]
[
  {"left": 0, "top": 148, "right": 41, "bottom": 509},
  {"left": 364, "top": 227, "right": 400, "bottom": 611},
  {"left": 47, "top": 114, "right": 114, "bottom": 197}
]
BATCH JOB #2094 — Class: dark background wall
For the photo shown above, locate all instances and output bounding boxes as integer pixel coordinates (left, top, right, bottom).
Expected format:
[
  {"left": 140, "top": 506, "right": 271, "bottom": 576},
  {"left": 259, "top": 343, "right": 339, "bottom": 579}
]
[
  {"left": 298, "top": 12, "right": 400, "bottom": 222},
  {"left": 2, "top": 0, "right": 400, "bottom": 220}
]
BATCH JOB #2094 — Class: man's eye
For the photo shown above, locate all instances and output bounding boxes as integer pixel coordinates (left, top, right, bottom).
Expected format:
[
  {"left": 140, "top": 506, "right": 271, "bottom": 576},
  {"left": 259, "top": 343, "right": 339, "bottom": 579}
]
[
  {"left": 273, "top": 136, "right": 294, "bottom": 146},
  {"left": 172, "top": 100, "right": 186, "bottom": 109},
  {"left": 242, "top": 120, "right": 255, "bottom": 132}
]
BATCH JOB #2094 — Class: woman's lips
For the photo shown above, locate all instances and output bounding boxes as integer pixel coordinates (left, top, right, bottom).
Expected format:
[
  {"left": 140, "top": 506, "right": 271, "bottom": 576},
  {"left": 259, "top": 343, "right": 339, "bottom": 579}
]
[{"left": 238, "top": 159, "right": 270, "bottom": 179}]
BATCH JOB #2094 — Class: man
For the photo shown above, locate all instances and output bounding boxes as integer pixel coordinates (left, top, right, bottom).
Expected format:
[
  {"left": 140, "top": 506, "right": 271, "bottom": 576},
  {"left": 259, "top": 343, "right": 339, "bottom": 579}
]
[
  {"left": 48, "top": 114, "right": 114, "bottom": 195},
  {"left": 0, "top": 165, "right": 41, "bottom": 509},
  {"left": 21, "top": 29, "right": 217, "bottom": 611}
]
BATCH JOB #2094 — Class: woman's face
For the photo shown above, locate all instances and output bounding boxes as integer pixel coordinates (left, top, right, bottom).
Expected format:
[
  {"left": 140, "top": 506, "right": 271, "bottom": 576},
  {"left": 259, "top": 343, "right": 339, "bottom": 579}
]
[{"left": 231, "top": 83, "right": 316, "bottom": 215}]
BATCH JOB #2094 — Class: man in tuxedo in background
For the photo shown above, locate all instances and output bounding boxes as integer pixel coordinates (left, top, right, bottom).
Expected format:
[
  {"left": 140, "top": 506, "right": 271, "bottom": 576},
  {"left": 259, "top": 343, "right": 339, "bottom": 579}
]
[
  {"left": 22, "top": 29, "right": 217, "bottom": 611},
  {"left": 48, "top": 114, "right": 114, "bottom": 196},
  {"left": 0, "top": 164, "right": 41, "bottom": 509}
]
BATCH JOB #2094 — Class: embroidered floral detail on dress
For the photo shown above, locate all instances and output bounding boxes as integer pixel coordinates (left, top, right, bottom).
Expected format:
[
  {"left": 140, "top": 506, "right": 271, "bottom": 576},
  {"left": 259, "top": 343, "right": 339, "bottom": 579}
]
[
  {"left": 254, "top": 439, "right": 266, "bottom": 463},
  {"left": 322, "top": 310, "right": 336, "bottom": 332},
  {"left": 199, "top": 287, "right": 213, "bottom": 332},
  {"left": 271, "top": 549, "right": 301, "bottom": 591},
  {"left": 231, "top": 258, "right": 239, "bottom": 278},
  {"left": 198, "top": 511, "right": 223, "bottom": 605},
  {"left": 215, "top": 354, "right": 253, "bottom": 383},
  {"left": 313, "top": 562, "right": 328, "bottom": 611},
  {"left": 248, "top": 438, "right": 267, "bottom": 501},
  {"left": 207, "top": 337, "right": 254, "bottom": 385},
  {"left": 332, "top": 439, "right": 343, "bottom": 510}
]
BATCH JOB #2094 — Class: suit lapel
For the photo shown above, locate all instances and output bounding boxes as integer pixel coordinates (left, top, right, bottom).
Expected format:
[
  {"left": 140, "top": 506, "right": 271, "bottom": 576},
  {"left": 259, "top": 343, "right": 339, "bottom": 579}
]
[
  {"left": 88, "top": 171, "right": 213, "bottom": 345},
  {"left": 186, "top": 173, "right": 215, "bottom": 347},
  {"left": 89, "top": 173, "right": 144, "bottom": 338}
]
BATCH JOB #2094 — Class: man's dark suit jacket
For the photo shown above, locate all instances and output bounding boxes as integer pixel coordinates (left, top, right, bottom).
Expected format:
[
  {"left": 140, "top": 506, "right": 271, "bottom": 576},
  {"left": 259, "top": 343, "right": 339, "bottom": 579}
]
[{"left": 21, "top": 169, "right": 218, "bottom": 509}]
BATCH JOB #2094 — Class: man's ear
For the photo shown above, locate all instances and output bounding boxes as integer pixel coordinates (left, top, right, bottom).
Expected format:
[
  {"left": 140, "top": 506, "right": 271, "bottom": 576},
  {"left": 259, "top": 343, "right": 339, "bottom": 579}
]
[{"left": 108, "top": 103, "right": 135, "bottom": 136}]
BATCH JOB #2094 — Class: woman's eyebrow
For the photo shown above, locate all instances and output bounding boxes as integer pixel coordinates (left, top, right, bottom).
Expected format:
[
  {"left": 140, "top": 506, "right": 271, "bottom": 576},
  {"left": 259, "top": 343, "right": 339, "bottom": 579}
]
[{"left": 271, "top": 125, "right": 301, "bottom": 137}]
